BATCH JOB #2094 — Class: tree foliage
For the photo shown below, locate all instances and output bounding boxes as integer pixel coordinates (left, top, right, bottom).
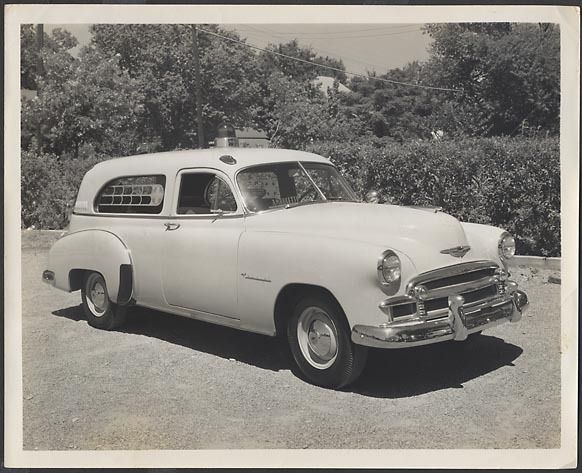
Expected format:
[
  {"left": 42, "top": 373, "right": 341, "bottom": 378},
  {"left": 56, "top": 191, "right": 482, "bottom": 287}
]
[
  {"left": 22, "top": 38, "right": 144, "bottom": 159},
  {"left": 23, "top": 22, "right": 560, "bottom": 154},
  {"left": 20, "top": 25, "right": 78, "bottom": 90},
  {"left": 258, "top": 39, "right": 347, "bottom": 83},
  {"left": 340, "top": 62, "right": 437, "bottom": 141},
  {"left": 20, "top": 23, "right": 561, "bottom": 255},
  {"left": 422, "top": 23, "right": 560, "bottom": 136},
  {"left": 337, "top": 23, "right": 560, "bottom": 140},
  {"left": 90, "top": 24, "right": 265, "bottom": 149}
]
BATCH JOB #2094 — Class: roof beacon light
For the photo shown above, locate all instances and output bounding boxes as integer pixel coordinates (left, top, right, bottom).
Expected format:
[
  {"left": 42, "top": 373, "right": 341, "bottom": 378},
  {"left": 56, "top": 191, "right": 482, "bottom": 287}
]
[{"left": 215, "top": 123, "right": 239, "bottom": 148}]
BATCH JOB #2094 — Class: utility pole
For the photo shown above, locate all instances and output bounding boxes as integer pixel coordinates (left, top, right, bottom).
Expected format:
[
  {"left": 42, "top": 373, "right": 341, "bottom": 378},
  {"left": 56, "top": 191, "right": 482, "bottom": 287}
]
[
  {"left": 35, "top": 24, "right": 44, "bottom": 152},
  {"left": 192, "top": 25, "right": 205, "bottom": 148}
]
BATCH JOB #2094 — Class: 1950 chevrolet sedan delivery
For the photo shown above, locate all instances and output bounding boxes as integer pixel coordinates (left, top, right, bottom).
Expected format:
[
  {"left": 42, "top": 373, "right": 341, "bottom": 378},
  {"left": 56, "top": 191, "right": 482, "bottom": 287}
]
[{"left": 43, "top": 147, "right": 529, "bottom": 388}]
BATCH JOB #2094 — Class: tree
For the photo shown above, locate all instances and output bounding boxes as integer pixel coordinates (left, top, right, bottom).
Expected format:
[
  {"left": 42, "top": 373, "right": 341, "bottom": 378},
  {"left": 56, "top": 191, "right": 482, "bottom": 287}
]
[
  {"left": 20, "top": 25, "right": 78, "bottom": 90},
  {"left": 422, "top": 23, "right": 560, "bottom": 136},
  {"left": 22, "top": 44, "right": 144, "bottom": 159},
  {"left": 340, "top": 62, "right": 437, "bottom": 141},
  {"left": 90, "top": 24, "right": 265, "bottom": 150},
  {"left": 258, "top": 39, "right": 347, "bottom": 83}
]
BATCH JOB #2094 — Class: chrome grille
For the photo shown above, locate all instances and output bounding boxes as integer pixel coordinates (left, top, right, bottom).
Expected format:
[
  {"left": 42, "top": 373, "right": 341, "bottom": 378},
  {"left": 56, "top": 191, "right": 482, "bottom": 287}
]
[
  {"left": 405, "top": 261, "right": 503, "bottom": 319},
  {"left": 424, "top": 284, "right": 498, "bottom": 312},
  {"left": 422, "top": 267, "right": 496, "bottom": 290}
]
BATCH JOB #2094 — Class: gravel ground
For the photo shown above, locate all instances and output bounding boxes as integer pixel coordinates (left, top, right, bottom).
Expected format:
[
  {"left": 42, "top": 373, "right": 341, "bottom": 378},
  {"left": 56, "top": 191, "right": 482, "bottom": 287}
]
[{"left": 21, "top": 231, "right": 561, "bottom": 450}]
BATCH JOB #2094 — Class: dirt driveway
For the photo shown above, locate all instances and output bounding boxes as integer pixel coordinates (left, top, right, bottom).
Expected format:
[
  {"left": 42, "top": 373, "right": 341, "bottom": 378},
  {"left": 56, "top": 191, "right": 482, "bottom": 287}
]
[{"left": 21, "top": 233, "right": 560, "bottom": 450}]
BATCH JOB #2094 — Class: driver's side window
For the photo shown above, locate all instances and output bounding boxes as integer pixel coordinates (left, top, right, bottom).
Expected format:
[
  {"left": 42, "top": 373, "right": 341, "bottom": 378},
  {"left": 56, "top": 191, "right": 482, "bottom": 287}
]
[{"left": 177, "top": 172, "right": 237, "bottom": 215}]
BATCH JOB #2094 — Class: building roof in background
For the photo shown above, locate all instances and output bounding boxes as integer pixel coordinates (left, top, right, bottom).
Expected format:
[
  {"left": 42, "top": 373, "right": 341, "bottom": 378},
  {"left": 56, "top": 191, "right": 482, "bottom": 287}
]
[
  {"left": 21, "top": 88, "right": 37, "bottom": 100},
  {"left": 313, "top": 76, "right": 352, "bottom": 97},
  {"left": 236, "top": 127, "right": 269, "bottom": 139}
]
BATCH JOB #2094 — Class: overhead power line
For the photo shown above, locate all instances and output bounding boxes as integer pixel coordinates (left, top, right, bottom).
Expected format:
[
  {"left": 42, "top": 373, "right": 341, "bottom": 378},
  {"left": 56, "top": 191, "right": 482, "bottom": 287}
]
[
  {"left": 240, "top": 24, "right": 422, "bottom": 39},
  {"left": 245, "top": 24, "right": 420, "bottom": 36},
  {"left": 241, "top": 31, "right": 391, "bottom": 72},
  {"left": 197, "top": 27, "right": 459, "bottom": 93}
]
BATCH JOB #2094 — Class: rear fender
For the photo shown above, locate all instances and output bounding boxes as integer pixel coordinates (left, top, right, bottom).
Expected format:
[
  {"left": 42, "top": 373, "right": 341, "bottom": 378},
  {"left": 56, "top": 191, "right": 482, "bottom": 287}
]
[{"left": 47, "top": 229, "right": 133, "bottom": 303}]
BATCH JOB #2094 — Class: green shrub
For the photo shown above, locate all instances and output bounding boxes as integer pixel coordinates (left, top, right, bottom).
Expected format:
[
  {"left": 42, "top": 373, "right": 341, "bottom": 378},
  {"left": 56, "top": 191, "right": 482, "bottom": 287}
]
[
  {"left": 21, "top": 151, "right": 103, "bottom": 229},
  {"left": 309, "top": 136, "right": 560, "bottom": 256}
]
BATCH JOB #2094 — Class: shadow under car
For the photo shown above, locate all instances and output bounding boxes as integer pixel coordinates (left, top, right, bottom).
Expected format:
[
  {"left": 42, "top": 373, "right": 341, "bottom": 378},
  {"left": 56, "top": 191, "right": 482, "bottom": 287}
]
[{"left": 52, "top": 305, "right": 523, "bottom": 397}]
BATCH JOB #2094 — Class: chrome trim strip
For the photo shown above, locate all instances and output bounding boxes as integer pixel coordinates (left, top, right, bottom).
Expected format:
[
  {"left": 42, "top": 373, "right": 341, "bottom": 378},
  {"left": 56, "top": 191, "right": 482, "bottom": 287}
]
[
  {"left": 73, "top": 212, "right": 246, "bottom": 220},
  {"left": 297, "top": 161, "right": 327, "bottom": 201},
  {"left": 440, "top": 245, "right": 471, "bottom": 258}
]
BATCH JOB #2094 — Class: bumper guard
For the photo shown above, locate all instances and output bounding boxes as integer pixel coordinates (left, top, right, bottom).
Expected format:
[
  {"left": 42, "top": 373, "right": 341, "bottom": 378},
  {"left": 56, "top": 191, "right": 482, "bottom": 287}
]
[{"left": 352, "top": 288, "right": 528, "bottom": 349}]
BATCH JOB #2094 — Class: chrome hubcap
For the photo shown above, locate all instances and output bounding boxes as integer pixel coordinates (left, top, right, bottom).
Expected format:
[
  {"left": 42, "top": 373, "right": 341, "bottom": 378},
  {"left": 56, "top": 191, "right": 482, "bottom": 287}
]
[
  {"left": 297, "top": 307, "right": 338, "bottom": 369},
  {"left": 90, "top": 282, "right": 106, "bottom": 310},
  {"left": 86, "top": 275, "right": 108, "bottom": 317}
]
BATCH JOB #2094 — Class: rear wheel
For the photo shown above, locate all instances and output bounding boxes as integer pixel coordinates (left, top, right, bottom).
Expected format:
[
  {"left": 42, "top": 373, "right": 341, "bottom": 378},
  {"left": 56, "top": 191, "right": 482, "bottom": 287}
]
[
  {"left": 287, "top": 294, "right": 368, "bottom": 389},
  {"left": 81, "top": 272, "right": 126, "bottom": 330}
]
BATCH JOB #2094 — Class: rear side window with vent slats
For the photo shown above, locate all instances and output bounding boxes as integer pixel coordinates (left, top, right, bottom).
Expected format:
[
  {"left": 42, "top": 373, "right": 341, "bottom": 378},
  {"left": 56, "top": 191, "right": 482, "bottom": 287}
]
[{"left": 95, "top": 175, "right": 166, "bottom": 214}]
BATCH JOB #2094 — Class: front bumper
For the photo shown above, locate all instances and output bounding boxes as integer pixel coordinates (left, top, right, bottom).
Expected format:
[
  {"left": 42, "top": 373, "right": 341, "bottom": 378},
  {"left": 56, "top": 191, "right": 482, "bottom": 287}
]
[{"left": 352, "top": 289, "right": 529, "bottom": 349}]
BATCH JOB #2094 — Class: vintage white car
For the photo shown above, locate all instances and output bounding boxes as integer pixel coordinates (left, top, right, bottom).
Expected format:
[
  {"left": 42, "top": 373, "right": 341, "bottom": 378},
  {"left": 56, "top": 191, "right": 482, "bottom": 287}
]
[{"left": 43, "top": 145, "right": 528, "bottom": 388}]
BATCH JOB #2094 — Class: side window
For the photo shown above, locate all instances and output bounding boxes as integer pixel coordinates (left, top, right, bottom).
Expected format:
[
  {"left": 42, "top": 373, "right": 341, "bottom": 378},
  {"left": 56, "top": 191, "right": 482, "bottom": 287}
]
[
  {"left": 177, "top": 173, "right": 237, "bottom": 215},
  {"left": 95, "top": 175, "right": 166, "bottom": 214}
]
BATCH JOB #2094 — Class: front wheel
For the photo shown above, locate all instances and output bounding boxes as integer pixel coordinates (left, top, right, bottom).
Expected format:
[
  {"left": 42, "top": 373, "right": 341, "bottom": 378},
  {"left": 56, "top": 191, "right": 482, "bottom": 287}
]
[
  {"left": 287, "top": 294, "right": 368, "bottom": 389},
  {"left": 81, "top": 272, "right": 126, "bottom": 330}
]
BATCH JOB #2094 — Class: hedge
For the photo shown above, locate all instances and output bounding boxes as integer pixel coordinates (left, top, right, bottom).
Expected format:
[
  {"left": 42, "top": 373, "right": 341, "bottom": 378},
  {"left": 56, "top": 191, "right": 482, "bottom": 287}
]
[
  {"left": 21, "top": 151, "right": 103, "bottom": 230},
  {"left": 309, "top": 136, "right": 560, "bottom": 256},
  {"left": 21, "top": 136, "right": 560, "bottom": 256}
]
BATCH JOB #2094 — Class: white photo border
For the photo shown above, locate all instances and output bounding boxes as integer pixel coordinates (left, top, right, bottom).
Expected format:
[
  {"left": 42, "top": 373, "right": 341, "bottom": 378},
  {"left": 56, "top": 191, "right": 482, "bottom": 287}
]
[{"left": 4, "top": 3, "right": 579, "bottom": 468}]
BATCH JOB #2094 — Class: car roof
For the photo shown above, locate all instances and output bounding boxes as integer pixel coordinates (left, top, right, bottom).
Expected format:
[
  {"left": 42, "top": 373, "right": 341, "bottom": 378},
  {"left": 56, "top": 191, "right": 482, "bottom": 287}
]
[
  {"left": 89, "top": 147, "right": 330, "bottom": 178},
  {"left": 75, "top": 148, "right": 332, "bottom": 213}
]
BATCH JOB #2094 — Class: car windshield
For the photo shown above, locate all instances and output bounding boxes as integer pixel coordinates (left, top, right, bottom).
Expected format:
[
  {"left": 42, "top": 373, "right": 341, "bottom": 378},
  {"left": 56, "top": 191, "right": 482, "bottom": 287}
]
[{"left": 236, "top": 161, "right": 358, "bottom": 212}]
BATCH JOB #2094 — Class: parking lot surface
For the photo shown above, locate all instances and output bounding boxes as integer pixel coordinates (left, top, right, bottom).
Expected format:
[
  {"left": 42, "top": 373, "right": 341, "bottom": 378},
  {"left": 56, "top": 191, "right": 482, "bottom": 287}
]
[{"left": 21, "top": 233, "right": 560, "bottom": 450}]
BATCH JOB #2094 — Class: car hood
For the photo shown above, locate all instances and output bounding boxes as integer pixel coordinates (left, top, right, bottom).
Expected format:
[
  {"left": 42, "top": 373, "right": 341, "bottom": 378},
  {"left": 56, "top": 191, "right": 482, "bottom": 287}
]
[{"left": 244, "top": 202, "right": 488, "bottom": 273}]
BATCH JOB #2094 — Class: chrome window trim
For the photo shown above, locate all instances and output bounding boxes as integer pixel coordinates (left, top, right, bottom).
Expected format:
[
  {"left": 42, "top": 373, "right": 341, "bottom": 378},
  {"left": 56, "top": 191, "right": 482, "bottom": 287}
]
[
  {"left": 171, "top": 167, "right": 246, "bottom": 218},
  {"left": 91, "top": 173, "right": 168, "bottom": 216},
  {"left": 297, "top": 161, "right": 327, "bottom": 201},
  {"left": 234, "top": 161, "right": 355, "bottom": 215}
]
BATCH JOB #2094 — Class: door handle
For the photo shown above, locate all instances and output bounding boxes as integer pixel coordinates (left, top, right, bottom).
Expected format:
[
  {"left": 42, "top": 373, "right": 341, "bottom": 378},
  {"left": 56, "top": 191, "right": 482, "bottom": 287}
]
[{"left": 164, "top": 222, "right": 181, "bottom": 231}]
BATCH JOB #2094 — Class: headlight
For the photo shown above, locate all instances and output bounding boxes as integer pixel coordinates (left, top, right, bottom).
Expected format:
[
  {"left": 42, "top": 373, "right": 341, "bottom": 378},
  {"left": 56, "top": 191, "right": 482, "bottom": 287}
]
[
  {"left": 377, "top": 250, "right": 401, "bottom": 290},
  {"left": 498, "top": 232, "right": 516, "bottom": 260}
]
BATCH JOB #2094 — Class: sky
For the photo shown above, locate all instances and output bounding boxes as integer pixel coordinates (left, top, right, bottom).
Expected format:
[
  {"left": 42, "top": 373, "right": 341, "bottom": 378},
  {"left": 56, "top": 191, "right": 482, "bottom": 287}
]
[
  {"left": 48, "top": 23, "right": 432, "bottom": 78},
  {"left": 226, "top": 24, "right": 431, "bottom": 76}
]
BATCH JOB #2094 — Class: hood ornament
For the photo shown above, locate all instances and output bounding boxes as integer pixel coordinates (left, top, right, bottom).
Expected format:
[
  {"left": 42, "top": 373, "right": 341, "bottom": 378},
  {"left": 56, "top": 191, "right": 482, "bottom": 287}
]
[{"left": 440, "top": 245, "right": 471, "bottom": 258}]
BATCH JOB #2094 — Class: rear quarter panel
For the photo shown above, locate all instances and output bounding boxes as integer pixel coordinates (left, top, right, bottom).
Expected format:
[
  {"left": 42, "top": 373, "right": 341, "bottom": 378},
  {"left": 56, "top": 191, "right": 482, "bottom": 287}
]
[{"left": 47, "top": 229, "right": 132, "bottom": 303}]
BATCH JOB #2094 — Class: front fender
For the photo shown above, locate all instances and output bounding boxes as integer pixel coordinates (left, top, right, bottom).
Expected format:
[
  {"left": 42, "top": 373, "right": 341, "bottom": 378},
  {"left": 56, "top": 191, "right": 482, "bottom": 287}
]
[
  {"left": 461, "top": 222, "right": 506, "bottom": 268},
  {"left": 47, "top": 229, "right": 132, "bottom": 303},
  {"left": 236, "top": 231, "right": 414, "bottom": 334}
]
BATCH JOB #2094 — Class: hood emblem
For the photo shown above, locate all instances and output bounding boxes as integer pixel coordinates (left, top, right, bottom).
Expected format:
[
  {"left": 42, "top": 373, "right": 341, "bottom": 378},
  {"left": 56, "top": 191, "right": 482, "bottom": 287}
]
[{"left": 440, "top": 245, "right": 471, "bottom": 258}]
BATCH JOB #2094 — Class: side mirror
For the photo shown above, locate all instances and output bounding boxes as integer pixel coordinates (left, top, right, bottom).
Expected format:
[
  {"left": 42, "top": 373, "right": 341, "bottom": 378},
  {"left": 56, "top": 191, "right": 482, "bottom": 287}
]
[{"left": 365, "top": 190, "right": 380, "bottom": 203}]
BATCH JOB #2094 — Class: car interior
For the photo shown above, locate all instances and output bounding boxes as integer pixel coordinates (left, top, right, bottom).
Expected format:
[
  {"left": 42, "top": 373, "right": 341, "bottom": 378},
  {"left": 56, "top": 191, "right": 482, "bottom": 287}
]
[{"left": 177, "top": 173, "right": 237, "bottom": 215}]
